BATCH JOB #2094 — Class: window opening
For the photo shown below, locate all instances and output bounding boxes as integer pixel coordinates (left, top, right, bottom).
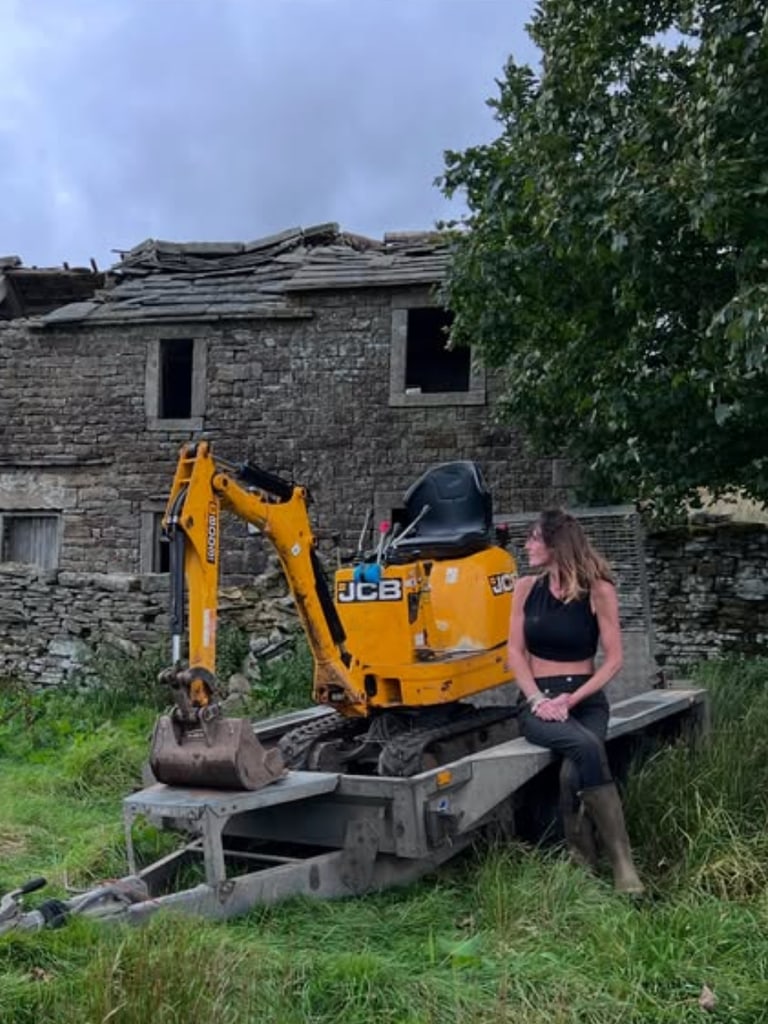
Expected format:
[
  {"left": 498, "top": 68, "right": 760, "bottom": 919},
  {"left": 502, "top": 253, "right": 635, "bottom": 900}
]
[
  {"left": 405, "top": 308, "right": 468, "bottom": 394},
  {"left": 159, "top": 338, "right": 194, "bottom": 419},
  {"left": 153, "top": 513, "right": 170, "bottom": 573},
  {"left": 1, "top": 514, "right": 60, "bottom": 569}
]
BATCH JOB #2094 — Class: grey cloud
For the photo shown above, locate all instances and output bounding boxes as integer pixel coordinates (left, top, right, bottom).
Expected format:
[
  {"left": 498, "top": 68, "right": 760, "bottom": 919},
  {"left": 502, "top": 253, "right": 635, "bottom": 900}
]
[{"left": 0, "top": 0, "right": 538, "bottom": 268}]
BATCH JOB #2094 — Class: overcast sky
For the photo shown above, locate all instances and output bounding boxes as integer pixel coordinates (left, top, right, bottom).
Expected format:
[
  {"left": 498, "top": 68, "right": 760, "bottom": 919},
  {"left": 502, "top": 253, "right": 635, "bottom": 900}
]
[{"left": 1, "top": 0, "right": 538, "bottom": 270}]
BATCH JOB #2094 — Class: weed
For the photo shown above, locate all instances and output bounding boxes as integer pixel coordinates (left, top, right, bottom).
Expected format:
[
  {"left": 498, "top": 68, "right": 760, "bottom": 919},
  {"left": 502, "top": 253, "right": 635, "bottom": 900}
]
[
  {"left": 216, "top": 623, "right": 251, "bottom": 681},
  {"left": 79, "top": 641, "right": 170, "bottom": 715},
  {"left": 247, "top": 638, "right": 313, "bottom": 715},
  {"left": 626, "top": 658, "right": 768, "bottom": 898}
]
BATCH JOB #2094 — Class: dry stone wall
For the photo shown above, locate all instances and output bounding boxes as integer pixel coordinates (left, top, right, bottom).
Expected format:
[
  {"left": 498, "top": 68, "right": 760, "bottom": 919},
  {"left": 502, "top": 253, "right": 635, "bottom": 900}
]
[
  {"left": 646, "top": 523, "right": 768, "bottom": 671},
  {"left": 0, "top": 563, "right": 167, "bottom": 685},
  {"left": 0, "top": 559, "right": 296, "bottom": 687},
  {"left": 1, "top": 523, "right": 765, "bottom": 688}
]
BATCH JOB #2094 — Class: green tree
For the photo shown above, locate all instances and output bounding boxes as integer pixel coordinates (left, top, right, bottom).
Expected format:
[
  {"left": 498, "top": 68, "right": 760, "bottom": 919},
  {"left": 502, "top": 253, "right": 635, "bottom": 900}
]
[{"left": 440, "top": 0, "right": 768, "bottom": 514}]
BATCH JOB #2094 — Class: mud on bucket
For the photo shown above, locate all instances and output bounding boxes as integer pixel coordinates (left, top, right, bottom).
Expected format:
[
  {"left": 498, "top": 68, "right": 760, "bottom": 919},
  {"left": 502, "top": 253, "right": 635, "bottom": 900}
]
[{"left": 149, "top": 714, "right": 285, "bottom": 790}]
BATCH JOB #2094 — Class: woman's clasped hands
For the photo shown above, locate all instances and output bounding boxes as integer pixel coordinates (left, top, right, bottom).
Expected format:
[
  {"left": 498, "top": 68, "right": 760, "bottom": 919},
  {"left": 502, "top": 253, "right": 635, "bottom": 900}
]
[{"left": 532, "top": 693, "right": 570, "bottom": 721}]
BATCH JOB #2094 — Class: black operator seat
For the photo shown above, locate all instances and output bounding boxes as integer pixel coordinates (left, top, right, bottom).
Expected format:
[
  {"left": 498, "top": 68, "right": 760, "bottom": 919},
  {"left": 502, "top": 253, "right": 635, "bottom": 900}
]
[{"left": 392, "top": 461, "right": 494, "bottom": 561}]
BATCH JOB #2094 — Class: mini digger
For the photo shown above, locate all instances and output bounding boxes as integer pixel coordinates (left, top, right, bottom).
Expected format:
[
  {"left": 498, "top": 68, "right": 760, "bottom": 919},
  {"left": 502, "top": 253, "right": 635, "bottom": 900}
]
[{"left": 149, "top": 441, "right": 519, "bottom": 790}]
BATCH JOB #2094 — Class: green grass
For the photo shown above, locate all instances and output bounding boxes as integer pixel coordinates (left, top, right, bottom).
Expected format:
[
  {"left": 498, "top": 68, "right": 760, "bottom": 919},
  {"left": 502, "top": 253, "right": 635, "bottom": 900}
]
[
  {"left": 246, "top": 638, "right": 315, "bottom": 714},
  {"left": 1, "top": 658, "right": 767, "bottom": 1023},
  {"left": 626, "top": 658, "right": 768, "bottom": 899}
]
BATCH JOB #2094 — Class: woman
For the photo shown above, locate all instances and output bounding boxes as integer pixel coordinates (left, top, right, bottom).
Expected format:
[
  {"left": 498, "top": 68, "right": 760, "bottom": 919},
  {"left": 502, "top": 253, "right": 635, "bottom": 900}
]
[{"left": 507, "top": 508, "right": 644, "bottom": 895}]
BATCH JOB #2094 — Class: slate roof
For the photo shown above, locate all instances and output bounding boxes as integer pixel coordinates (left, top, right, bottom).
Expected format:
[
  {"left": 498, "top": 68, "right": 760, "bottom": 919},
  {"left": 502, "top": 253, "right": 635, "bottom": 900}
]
[{"left": 40, "top": 223, "right": 450, "bottom": 327}]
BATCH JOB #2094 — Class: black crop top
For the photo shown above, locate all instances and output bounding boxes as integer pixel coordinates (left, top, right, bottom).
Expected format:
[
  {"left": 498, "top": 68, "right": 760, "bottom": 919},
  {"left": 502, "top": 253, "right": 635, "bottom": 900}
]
[{"left": 523, "top": 576, "right": 600, "bottom": 662}]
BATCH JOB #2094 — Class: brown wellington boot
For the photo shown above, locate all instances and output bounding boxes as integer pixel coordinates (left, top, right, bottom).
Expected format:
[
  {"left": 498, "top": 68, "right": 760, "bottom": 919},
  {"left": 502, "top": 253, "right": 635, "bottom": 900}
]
[
  {"left": 580, "top": 783, "right": 645, "bottom": 895},
  {"left": 559, "top": 760, "right": 598, "bottom": 871}
]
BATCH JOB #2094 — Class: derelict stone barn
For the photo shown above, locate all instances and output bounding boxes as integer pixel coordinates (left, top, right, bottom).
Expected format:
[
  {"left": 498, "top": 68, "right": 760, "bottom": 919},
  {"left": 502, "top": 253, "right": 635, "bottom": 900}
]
[{"left": 0, "top": 224, "right": 567, "bottom": 585}]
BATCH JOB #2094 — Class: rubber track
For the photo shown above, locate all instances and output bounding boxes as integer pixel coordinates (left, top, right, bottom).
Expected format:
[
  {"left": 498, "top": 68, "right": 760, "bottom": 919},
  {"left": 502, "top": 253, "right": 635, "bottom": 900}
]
[
  {"left": 280, "top": 704, "right": 517, "bottom": 777},
  {"left": 278, "top": 711, "right": 363, "bottom": 769},
  {"left": 377, "top": 705, "right": 516, "bottom": 777}
]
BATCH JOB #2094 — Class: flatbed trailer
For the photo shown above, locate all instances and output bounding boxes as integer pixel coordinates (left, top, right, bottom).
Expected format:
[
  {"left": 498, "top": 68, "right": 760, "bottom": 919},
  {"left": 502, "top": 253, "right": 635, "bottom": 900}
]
[
  {"left": 0, "top": 684, "right": 707, "bottom": 934},
  {"left": 111, "top": 685, "right": 706, "bottom": 926}
]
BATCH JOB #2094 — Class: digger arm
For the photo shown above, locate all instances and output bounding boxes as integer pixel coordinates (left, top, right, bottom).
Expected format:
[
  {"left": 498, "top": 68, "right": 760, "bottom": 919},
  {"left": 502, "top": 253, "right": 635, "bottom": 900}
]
[{"left": 162, "top": 441, "right": 362, "bottom": 714}]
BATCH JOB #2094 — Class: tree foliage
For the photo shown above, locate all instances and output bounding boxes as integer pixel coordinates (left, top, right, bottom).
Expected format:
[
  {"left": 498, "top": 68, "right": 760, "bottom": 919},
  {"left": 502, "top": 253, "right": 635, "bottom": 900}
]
[{"left": 440, "top": 0, "right": 768, "bottom": 513}]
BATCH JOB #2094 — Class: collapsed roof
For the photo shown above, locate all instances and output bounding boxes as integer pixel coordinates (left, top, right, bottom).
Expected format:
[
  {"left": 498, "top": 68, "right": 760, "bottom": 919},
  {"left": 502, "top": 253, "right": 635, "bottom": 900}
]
[
  {"left": 39, "top": 223, "right": 450, "bottom": 327},
  {"left": 0, "top": 257, "right": 105, "bottom": 321}
]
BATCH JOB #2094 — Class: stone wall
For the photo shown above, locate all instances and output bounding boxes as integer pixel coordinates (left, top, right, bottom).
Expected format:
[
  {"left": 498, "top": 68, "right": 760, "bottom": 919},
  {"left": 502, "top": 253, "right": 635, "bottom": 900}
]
[
  {"left": 0, "top": 564, "right": 168, "bottom": 685},
  {"left": 0, "top": 288, "right": 565, "bottom": 689},
  {"left": 646, "top": 523, "right": 768, "bottom": 671},
  {"left": 0, "top": 560, "right": 296, "bottom": 687},
  {"left": 1, "top": 522, "right": 765, "bottom": 688}
]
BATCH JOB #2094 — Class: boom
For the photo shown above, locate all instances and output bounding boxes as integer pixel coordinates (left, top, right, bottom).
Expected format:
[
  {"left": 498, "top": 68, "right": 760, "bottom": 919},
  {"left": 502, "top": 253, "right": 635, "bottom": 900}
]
[{"left": 162, "top": 441, "right": 363, "bottom": 715}]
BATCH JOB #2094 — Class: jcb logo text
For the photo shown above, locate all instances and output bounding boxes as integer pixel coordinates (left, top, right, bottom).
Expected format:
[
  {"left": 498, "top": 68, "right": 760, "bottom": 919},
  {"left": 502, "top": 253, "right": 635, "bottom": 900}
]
[
  {"left": 206, "top": 504, "right": 218, "bottom": 564},
  {"left": 488, "top": 572, "right": 516, "bottom": 595},
  {"left": 337, "top": 580, "right": 403, "bottom": 603}
]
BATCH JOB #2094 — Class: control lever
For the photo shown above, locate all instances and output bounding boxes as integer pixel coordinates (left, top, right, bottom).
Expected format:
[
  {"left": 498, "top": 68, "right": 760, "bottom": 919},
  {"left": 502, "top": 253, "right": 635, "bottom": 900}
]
[
  {"left": 389, "top": 504, "right": 431, "bottom": 549},
  {"left": 353, "top": 507, "right": 373, "bottom": 582}
]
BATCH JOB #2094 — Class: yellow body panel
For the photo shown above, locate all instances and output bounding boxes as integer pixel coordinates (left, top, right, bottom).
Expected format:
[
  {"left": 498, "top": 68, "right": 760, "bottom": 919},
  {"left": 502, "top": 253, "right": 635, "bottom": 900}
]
[{"left": 335, "top": 546, "right": 517, "bottom": 709}]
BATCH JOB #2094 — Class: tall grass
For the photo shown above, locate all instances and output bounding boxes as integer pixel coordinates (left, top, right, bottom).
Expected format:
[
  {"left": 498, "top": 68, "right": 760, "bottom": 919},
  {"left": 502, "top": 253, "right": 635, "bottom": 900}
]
[
  {"left": 2, "top": 852, "right": 768, "bottom": 1023},
  {"left": 1, "top": 657, "right": 767, "bottom": 1023},
  {"left": 626, "top": 658, "right": 768, "bottom": 898}
]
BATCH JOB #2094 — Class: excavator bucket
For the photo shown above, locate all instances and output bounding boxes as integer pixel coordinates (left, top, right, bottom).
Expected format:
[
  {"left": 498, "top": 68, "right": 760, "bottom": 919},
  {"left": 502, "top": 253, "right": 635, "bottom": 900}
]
[{"left": 149, "top": 715, "right": 285, "bottom": 790}]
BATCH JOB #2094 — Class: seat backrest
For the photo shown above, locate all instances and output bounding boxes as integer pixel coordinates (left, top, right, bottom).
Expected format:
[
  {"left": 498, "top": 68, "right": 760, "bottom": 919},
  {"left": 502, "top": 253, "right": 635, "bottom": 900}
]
[{"left": 402, "top": 461, "right": 492, "bottom": 541}]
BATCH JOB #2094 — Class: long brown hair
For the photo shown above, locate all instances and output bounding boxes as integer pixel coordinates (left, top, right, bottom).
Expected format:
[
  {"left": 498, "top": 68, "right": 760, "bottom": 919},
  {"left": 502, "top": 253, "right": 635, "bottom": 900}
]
[{"left": 531, "top": 509, "right": 614, "bottom": 602}]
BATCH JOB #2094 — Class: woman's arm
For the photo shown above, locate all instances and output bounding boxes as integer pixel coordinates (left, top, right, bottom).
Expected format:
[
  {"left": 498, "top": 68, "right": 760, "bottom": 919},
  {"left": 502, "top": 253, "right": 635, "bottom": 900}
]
[
  {"left": 565, "top": 579, "right": 624, "bottom": 709},
  {"left": 506, "top": 575, "right": 540, "bottom": 701}
]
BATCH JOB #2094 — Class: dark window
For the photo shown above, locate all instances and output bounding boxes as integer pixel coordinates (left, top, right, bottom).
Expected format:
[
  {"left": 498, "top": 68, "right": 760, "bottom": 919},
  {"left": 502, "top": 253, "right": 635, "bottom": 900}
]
[
  {"left": 159, "top": 339, "right": 194, "bottom": 418},
  {"left": 405, "top": 308, "right": 469, "bottom": 393},
  {"left": 1, "top": 514, "right": 60, "bottom": 569},
  {"left": 153, "top": 513, "right": 170, "bottom": 573}
]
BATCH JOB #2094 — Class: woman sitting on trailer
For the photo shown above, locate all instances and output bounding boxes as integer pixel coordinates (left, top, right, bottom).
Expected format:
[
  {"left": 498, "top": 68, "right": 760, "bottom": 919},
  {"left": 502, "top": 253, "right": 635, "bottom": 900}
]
[{"left": 506, "top": 509, "right": 644, "bottom": 895}]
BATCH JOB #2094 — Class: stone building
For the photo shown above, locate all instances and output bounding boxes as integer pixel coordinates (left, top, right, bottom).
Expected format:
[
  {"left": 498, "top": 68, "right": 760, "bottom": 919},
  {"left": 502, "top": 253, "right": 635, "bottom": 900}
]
[{"left": 0, "top": 224, "right": 568, "bottom": 582}]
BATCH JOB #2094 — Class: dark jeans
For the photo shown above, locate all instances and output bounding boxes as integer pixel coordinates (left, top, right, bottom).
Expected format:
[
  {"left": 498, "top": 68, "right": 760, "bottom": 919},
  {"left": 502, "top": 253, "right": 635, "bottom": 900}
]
[{"left": 518, "top": 674, "right": 612, "bottom": 789}]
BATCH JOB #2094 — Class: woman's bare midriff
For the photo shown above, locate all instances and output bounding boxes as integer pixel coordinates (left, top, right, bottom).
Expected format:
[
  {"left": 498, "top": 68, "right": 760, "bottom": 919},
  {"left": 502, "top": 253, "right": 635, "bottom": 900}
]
[{"left": 529, "top": 655, "right": 595, "bottom": 679}]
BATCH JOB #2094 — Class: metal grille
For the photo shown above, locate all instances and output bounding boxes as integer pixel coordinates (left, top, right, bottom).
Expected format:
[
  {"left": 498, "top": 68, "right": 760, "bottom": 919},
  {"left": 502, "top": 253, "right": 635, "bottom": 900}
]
[
  {"left": 490, "top": 505, "right": 658, "bottom": 702},
  {"left": 499, "top": 506, "right": 651, "bottom": 633}
]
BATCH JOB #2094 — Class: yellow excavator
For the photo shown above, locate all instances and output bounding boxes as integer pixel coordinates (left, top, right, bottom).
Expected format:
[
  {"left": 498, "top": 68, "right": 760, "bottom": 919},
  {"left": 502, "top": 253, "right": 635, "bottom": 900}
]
[{"left": 149, "top": 441, "right": 518, "bottom": 790}]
